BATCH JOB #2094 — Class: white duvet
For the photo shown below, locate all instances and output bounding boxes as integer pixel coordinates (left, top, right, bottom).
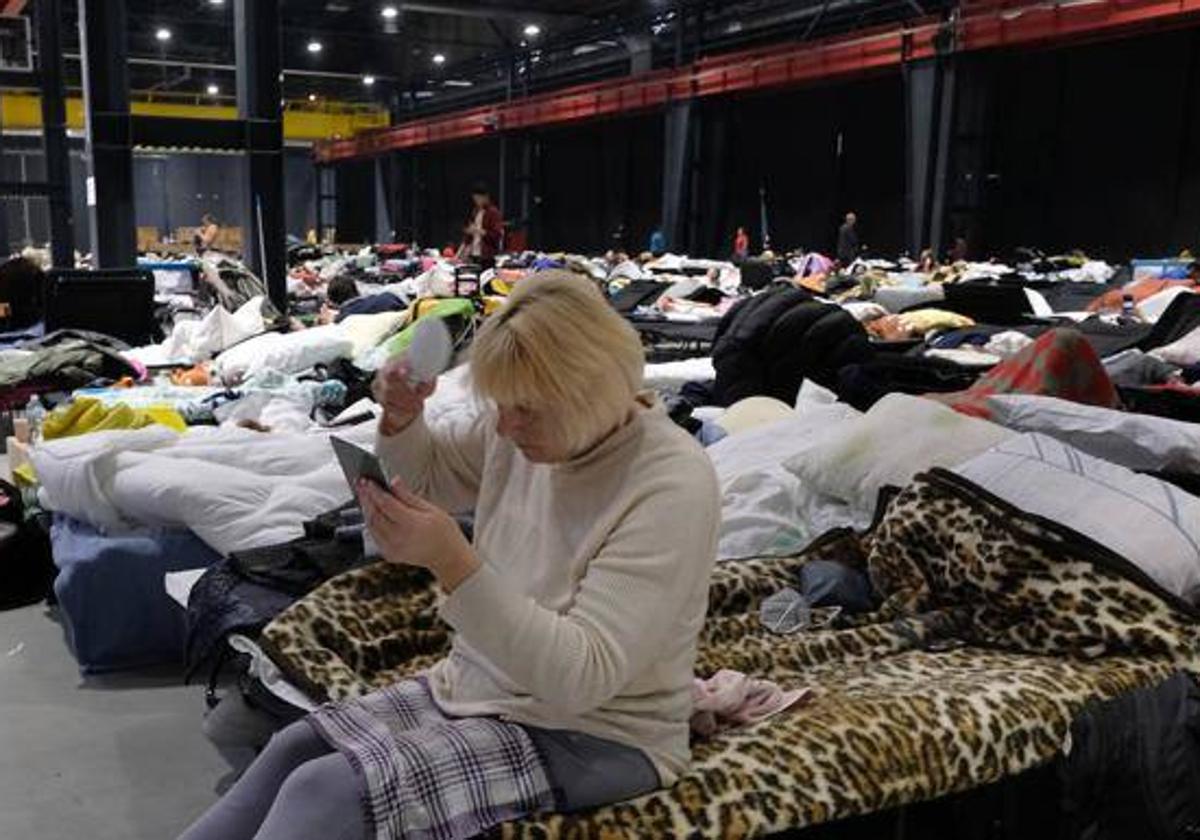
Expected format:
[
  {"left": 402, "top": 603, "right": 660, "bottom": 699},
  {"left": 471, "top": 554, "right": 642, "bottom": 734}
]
[
  {"left": 32, "top": 367, "right": 479, "bottom": 557},
  {"left": 32, "top": 424, "right": 366, "bottom": 556}
]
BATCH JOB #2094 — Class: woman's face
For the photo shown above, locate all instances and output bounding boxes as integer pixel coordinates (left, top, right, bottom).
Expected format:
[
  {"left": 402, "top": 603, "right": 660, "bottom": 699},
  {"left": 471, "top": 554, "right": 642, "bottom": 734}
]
[{"left": 494, "top": 402, "right": 568, "bottom": 463}]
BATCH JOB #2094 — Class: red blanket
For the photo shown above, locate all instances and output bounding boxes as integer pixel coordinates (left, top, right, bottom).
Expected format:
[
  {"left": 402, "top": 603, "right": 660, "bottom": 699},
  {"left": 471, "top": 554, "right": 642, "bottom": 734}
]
[{"left": 928, "top": 328, "right": 1119, "bottom": 420}]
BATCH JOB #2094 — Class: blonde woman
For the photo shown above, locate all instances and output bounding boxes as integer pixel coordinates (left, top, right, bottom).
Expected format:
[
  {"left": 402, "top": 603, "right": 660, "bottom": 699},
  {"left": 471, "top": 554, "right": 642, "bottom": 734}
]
[{"left": 180, "top": 271, "right": 720, "bottom": 840}]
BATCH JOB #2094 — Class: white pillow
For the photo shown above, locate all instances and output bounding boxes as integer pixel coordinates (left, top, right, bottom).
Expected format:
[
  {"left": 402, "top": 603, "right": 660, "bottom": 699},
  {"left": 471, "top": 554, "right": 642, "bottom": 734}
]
[
  {"left": 212, "top": 326, "right": 355, "bottom": 384},
  {"left": 793, "top": 393, "right": 1013, "bottom": 515},
  {"left": 338, "top": 311, "right": 406, "bottom": 357},
  {"left": 986, "top": 394, "right": 1200, "bottom": 474},
  {"left": 952, "top": 433, "right": 1200, "bottom": 603}
]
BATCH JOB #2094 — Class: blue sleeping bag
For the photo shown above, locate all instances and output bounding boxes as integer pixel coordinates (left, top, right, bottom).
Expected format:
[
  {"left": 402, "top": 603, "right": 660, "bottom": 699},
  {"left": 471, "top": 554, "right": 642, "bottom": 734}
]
[{"left": 51, "top": 515, "right": 221, "bottom": 673}]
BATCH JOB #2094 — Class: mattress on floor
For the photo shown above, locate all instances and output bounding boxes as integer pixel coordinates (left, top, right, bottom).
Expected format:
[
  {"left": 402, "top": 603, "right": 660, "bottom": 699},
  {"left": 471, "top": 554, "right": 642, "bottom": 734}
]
[
  {"left": 51, "top": 515, "right": 220, "bottom": 673},
  {"left": 256, "top": 468, "right": 1200, "bottom": 838}
]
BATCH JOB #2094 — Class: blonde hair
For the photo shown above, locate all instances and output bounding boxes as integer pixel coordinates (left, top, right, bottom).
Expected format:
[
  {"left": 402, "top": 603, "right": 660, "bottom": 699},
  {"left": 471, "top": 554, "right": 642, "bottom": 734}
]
[{"left": 470, "top": 270, "right": 645, "bottom": 453}]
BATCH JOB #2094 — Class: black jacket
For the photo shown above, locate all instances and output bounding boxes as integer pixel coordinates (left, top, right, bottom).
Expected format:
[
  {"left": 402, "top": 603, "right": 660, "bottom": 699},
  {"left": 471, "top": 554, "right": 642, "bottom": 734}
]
[
  {"left": 711, "top": 284, "right": 873, "bottom": 407},
  {"left": 1060, "top": 671, "right": 1200, "bottom": 839}
]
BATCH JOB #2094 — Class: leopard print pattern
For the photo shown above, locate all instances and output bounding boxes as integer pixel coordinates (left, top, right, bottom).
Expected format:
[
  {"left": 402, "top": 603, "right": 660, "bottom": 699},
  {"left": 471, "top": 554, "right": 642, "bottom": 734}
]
[
  {"left": 869, "top": 471, "right": 1200, "bottom": 671},
  {"left": 260, "top": 473, "right": 1200, "bottom": 838},
  {"left": 258, "top": 563, "right": 445, "bottom": 703}
]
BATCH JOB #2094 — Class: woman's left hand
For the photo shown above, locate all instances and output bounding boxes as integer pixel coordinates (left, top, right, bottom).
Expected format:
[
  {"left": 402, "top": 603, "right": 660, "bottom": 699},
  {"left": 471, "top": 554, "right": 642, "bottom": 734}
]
[{"left": 357, "top": 477, "right": 480, "bottom": 593}]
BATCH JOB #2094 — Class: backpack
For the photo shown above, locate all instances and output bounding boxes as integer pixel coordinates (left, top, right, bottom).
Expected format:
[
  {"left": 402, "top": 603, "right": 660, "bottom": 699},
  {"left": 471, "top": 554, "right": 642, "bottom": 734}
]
[{"left": 0, "top": 479, "right": 56, "bottom": 610}]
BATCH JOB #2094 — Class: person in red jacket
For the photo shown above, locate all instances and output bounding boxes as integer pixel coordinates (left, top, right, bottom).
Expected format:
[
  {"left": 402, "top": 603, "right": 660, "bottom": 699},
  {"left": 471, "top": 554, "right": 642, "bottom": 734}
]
[
  {"left": 733, "top": 227, "right": 750, "bottom": 261},
  {"left": 459, "top": 182, "right": 504, "bottom": 269}
]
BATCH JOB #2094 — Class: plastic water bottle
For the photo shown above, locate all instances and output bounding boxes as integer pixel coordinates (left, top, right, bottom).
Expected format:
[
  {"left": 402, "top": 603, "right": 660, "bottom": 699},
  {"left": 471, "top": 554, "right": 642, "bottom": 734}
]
[
  {"left": 24, "top": 396, "right": 45, "bottom": 444},
  {"left": 1121, "top": 293, "right": 1136, "bottom": 322}
]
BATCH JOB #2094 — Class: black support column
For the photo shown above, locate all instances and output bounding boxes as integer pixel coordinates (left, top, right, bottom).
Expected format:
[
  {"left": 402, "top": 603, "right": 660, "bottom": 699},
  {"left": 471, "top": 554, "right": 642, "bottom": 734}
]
[
  {"left": 661, "top": 101, "right": 693, "bottom": 253},
  {"left": 904, "top": 21, "right": 958, "bottom": 258},
  {"left": 79, "top": 0, "right": 135, "bottom": 268},
  {"left": 37, "top": 0, "right": 73, "bottom": 267},
  {"left": 235, "top": 0, "right": 286, "bottom": 311}
]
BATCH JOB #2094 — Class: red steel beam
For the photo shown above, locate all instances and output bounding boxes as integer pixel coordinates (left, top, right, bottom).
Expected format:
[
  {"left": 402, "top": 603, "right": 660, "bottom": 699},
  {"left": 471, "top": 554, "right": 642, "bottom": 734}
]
[{"left": 315, "top": 0, "right": 1200, "bottom": 162}]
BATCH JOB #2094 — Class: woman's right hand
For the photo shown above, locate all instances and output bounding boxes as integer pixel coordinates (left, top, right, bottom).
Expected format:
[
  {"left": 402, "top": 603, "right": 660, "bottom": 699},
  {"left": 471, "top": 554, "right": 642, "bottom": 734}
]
[{"left": 374, "top": 357, "right": 437, "bottom": 436}]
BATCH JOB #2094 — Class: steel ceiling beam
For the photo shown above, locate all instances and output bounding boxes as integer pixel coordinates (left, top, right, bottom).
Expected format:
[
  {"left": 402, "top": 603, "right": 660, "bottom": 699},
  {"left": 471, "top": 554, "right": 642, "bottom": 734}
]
[
  {"left": 58, "top": 52, "right": 398, "bottom": 82},
  {"left": 316, "top": 0, "right": 1200, "bottom": 162},
  {"left": 397, "top": 2, "right": 589, "bottom": 22}
]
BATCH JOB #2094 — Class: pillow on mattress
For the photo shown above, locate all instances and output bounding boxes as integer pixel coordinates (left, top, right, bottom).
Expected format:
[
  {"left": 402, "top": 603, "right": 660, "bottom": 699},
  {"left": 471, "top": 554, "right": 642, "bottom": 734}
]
[
  {"left": 793, "top": 393, "right": 1013, "bottom": 515},
  {"left": 952, "top": 432, "right": 1200, "bottom": 604},
  {"left": 212, "top": 325, "right": 354, "bottom": 383},
  {"left": 338, "top": 311, "right": 407, "bottom": 358},
  {"left": 985, "top": 394, "right": 1200, "bottom": 474}
]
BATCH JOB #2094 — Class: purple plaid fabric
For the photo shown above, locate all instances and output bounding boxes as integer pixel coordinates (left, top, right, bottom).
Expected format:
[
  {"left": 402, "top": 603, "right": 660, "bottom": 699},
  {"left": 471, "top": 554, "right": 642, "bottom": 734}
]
[{"left": 308, "top": 678, "right": 554, "bottom": 840}]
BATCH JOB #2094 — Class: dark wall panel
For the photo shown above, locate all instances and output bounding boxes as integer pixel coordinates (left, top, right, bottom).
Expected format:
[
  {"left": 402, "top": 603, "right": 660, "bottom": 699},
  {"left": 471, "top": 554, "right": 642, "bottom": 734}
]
[
  {"left": 335, "top": 159, "right": 377, "bottom": 244},
  {"left": 533, "top": 113, "right": 664, "bottom": 255},
  {"left": 705, "top": 74, "right": 906, "bottom": 258},
  {"left": 984, "top": 27, "right": 1200, "bottom": 260}
]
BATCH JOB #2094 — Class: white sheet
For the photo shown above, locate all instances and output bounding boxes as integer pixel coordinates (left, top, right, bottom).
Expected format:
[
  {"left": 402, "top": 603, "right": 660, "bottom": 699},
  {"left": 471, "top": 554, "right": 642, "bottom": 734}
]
[{"left": 708, "top": 401, "right": 867, "bottom": 560}]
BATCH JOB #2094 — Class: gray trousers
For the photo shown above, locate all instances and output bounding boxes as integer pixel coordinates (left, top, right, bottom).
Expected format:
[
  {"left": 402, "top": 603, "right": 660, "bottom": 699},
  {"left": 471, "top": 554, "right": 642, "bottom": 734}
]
[{"left": 178, "top": 718, "right": 659, "bottom": 840}]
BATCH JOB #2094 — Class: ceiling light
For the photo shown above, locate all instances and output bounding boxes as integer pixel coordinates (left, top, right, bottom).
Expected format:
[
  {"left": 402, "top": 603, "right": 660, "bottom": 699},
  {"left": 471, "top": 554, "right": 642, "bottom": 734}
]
[
  {"left": 307, "top": 40, "right": 323, "bottom": 53},
  {"left": 362, "top": 74, "right": 376, "bottom": 86},
  {"left": 308, "top": 93, "right": 317, "bottom": 102},
  {"left": 380, "top": 5, "right": 398, "bottom": 18},
  {"left": 523, "top": 23, "right": 541, "bottom": 37},
  {"left": 208, "top": 0, "right": 225, "bottom": 5},
  {"left": 155, "top": 27, "right": 172, "bottom": 42},
  {"left": 432, "top": 53, "right": 446, "bottom": 65},
  {"left": 206, "top": 83, "right": 219, "bottom": 95},
  {"left": 443, "top": 79, "right": 473, "bottom": 88}
]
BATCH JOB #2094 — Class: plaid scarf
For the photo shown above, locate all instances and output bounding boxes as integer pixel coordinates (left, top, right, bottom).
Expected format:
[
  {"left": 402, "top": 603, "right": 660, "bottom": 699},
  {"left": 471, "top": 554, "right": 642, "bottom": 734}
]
[{"left": 309, "top": 678, "right": 554, "bottom": 840}]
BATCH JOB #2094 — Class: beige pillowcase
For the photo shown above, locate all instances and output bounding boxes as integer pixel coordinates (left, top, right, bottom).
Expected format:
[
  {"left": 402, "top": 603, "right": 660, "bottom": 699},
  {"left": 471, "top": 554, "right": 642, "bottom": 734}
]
[{"left": 791, "top": 393, "right": 1014, "bottom": 514}]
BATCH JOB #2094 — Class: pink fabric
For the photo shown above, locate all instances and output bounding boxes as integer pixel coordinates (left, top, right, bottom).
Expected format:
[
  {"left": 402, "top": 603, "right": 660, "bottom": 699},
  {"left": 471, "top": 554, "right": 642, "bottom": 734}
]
[
  {"left": 689, "top": 669, "right": 811, "bottom": 737},
  {"left": 128, "top": 358, "right": 149, "bottom": 382}
]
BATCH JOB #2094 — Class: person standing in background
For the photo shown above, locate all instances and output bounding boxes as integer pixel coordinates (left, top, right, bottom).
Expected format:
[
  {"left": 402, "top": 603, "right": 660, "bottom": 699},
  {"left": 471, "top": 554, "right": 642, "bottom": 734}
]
[
  {"left": 836, "top": 211, "right": 860, "bottom": 265},
  {"left": 459, "top": 182, "right": 504, "bottom": 270},
  {"left": 949, "top": 236, "right": 969, "bottom": 264},
  {"left": 194, "top": 214, "right": 220, "bottom": 254},
  {"left": 733, "top": 226, "right": 750, "bottom": 261}
]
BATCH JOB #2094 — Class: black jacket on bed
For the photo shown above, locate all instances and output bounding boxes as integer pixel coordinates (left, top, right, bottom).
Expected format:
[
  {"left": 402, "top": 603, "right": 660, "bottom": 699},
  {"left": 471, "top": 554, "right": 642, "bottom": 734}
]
[
  {"left": 1060, "top": 671, "right": 1200, "bottom": 839},
  {"left": 710, "top": 284, "right": 873, "bottom": 407}
]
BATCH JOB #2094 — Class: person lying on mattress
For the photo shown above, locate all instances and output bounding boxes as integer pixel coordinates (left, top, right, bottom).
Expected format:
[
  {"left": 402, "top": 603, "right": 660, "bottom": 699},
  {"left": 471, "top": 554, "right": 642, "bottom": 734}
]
[{"left": 179, "top": 270, "right": 721, "bottom": 840}]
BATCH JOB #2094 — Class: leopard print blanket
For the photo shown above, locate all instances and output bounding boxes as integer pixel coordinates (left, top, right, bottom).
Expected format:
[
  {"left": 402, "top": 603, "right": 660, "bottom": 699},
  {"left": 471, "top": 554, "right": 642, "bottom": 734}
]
[{"left": 259, "top": 470, "right": 1200, "bottom": 837}]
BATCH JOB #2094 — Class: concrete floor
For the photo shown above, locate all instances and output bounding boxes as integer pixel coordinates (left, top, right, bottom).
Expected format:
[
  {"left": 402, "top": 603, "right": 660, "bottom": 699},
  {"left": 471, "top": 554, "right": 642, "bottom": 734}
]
[{"left": 0, "top": 603, "right": 229, "bottom": 839}]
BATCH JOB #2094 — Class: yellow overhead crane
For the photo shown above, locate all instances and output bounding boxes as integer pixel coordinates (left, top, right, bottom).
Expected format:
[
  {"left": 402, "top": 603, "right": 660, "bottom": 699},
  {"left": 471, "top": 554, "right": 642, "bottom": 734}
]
[{"left": 0, "top": 90, "right": 389, "bottom": 143}]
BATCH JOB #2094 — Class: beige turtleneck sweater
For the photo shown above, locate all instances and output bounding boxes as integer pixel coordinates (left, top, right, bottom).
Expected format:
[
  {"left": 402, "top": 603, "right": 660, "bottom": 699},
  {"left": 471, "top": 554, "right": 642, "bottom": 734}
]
[{"left": 376, "top": 399, "right": 719, "bottom": 784}]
